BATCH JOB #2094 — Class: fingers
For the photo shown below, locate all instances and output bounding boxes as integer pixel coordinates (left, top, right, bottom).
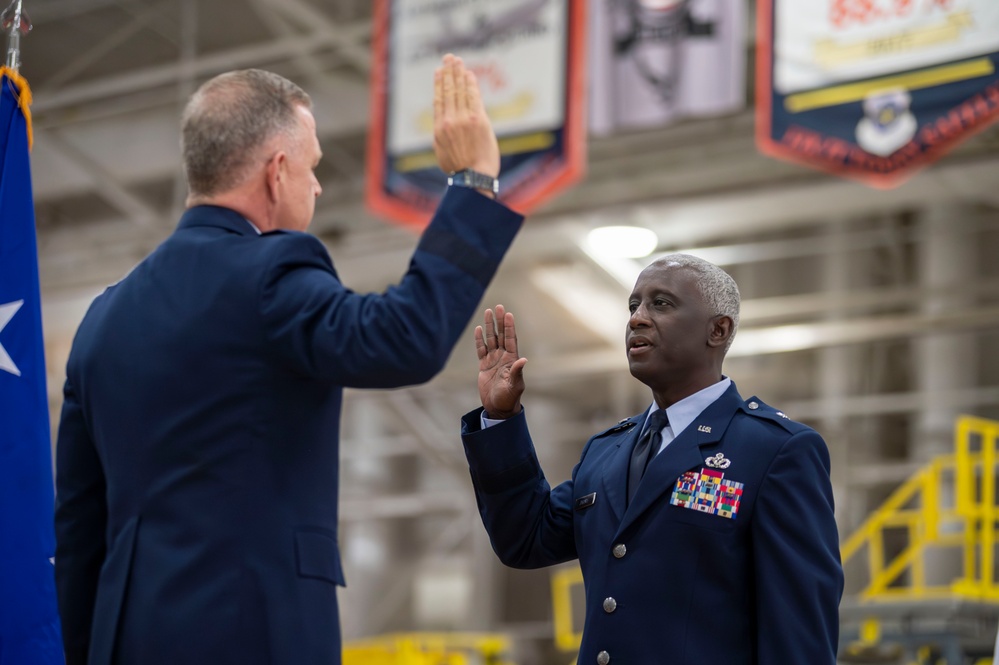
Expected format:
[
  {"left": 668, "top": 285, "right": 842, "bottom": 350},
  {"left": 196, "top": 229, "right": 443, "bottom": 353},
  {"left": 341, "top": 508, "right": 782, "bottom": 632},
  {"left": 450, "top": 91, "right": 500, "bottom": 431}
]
[
  {"left": 474, "top": 325, "right": 486, "bottom": 360},
  {"left": 494, "top": 304, "right": 505, "bottom": 350},
  {"left": 479, "top": 305, "right": 517, "bottom": 358},
  {"left": 441, "top": 53, "right": 457, "bottom": 120},
  {"left": 483, "top": 308, "right": 496, "bottom": 350},
  {"left": 454, "top": 56, "right": 469, "bottom": 115},
  {"left": 509, "top": 357, "right": 528, "bottom": 383},
  {"left": 503, "top": 311, "right": 518, "bottom": 355},
  {"left": 481, "top": 305, "right": 518, "bottom": 354},
  {"left": 464, "top": 70, "right": 483, "bottom": 118}
]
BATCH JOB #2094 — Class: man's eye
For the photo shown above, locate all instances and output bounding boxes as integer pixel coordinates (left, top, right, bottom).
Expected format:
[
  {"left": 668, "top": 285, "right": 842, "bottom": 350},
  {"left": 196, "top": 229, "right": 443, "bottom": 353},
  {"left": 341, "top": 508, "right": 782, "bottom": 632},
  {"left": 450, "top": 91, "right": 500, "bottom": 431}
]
[{"left": 628, "top": 302, "right": 638, "bottom": 313}]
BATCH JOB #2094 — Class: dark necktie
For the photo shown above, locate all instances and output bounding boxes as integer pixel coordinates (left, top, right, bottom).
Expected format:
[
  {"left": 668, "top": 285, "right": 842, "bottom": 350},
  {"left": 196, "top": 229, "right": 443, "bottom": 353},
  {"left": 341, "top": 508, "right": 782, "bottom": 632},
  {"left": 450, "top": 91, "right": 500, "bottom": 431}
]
[{"left": 627, "top": 409, "right": 669, "bottom": 505}]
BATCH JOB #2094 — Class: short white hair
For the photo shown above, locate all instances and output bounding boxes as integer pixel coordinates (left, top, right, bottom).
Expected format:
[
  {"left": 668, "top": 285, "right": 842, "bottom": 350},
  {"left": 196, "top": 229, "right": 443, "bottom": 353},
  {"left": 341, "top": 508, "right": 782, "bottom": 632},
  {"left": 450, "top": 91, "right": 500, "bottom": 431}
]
[{"left": 650, "top": 254, "right": 740, "bottom": 353}]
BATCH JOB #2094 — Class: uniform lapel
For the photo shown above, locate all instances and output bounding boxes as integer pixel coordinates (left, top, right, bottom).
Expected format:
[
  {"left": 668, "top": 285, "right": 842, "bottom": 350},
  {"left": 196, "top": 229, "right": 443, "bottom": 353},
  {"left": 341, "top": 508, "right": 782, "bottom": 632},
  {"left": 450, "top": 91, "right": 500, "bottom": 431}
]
[
  {"left": 614, "top": 384, "right": 744, "bottom": 537},
  {"left": 599, "top": 416, "right": 644, "bottom": 525}
]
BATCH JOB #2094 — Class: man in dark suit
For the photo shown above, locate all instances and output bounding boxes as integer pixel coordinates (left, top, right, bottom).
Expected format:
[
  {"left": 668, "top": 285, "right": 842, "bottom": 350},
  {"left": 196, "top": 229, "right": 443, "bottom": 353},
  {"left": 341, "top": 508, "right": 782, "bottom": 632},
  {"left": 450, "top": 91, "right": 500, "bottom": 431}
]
[
  {"left": 461, "top": 254, "right": 843, "bottom": 664},
  {"left": 54, "top": 55, "right": 522, "bottom": 665}
]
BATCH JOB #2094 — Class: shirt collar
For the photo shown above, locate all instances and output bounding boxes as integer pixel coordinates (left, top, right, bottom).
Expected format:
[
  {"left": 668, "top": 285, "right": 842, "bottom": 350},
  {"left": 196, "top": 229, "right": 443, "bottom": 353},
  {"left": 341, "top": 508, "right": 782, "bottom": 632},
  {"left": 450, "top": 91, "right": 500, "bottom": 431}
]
[
  {"left": 642, "top": 376, "right": 732, "bottom": 438},
  {"left": 243, "top": 217, "right": 262, "bottom": 235}
]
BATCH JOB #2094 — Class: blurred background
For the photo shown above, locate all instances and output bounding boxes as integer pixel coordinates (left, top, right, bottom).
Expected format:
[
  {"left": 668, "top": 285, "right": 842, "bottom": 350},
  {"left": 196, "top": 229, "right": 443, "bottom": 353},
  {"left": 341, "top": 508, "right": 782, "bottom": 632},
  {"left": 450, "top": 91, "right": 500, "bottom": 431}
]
[{"left": 18, "top": 0, "right": 999, "bottom": 662}]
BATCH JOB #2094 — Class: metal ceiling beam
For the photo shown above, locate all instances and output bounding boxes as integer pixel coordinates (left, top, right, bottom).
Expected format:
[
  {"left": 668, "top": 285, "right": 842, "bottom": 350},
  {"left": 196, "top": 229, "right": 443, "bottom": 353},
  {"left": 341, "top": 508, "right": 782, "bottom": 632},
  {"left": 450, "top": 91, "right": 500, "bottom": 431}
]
[
  {"left": 260, "top": 0, "right": 371, "bottom": 73},
  {"left": 41, "top": 128, "right": 160, "bottom": 227},
  {"left": 249, "top": 0, "right": 327, "bottom": 88},
  {"left": 783, "top": 386, "right": 999, "bottom": 422},
  {"left": 37, "top": 2, "right": 171, "bottom": 91},
  {"left": 382, "top": 392, "right": 468, "bottom": 477},
  {"left": 31, "top": 19, "right": 371, "bottom": 114}
]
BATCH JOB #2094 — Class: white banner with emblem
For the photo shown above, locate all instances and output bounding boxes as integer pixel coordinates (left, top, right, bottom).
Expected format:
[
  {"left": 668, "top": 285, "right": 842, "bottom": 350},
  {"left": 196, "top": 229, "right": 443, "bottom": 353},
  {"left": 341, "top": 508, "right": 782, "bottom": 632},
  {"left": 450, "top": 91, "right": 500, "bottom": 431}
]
[
  {"left": 387, "top": 0, "right": 568, "bottom": 155},
  {"left": 775, "top": 0, "right": 999, "bottom": 94},
  {"left": 367, "top": 0, "right": 586, "bottom": 229},
  {"left": 757, "top": 0, "right": 999, "bottom": 187}
]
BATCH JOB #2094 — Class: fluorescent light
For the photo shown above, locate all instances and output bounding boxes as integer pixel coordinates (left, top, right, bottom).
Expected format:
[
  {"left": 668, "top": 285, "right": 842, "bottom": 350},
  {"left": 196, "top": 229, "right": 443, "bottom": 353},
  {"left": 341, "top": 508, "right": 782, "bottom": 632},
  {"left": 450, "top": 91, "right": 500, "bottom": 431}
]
[{"left": 586, "top": 225, "right": 659, "bottom": 259}]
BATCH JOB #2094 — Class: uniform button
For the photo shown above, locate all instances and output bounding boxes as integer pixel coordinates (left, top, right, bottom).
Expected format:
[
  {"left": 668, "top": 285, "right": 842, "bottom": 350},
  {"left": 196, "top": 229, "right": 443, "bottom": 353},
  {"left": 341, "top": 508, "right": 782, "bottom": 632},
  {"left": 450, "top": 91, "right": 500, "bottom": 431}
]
[
  {"left": 612, "top": 543, "right": 626, "bottom": 558},
  {"left": 602, "top": 597, "right": 617, "bottom": 613},
  {"left": 597, "top": 650, "right": 611, "bottom": 665},
  {"left": 748, "top": 401, "right": 759, "bottom": 410}
]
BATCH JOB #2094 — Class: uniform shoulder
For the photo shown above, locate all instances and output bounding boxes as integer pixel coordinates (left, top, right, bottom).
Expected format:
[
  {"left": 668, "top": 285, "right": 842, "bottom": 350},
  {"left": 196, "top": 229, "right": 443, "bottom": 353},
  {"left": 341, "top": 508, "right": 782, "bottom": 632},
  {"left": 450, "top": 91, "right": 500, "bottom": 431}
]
[
  {"left": 592, "top": 416, "right": 641, "bottom": 439},
  {"left": 738, "top": 397, "right": 813, "bottom": 435}
]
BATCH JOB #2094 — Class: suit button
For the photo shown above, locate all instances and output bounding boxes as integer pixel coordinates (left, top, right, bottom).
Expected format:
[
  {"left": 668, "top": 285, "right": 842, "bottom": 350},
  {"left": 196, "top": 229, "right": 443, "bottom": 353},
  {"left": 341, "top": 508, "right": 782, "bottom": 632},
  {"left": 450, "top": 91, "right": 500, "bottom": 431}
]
[
  {"left": 602, "top": 597, "right": 617, "bottom": 613},
  {"left": 597, "top": 650, "right": 611, "bottom": 665},
  {"left": 612, "top": 543, "right": 626, "bottom": 558}
]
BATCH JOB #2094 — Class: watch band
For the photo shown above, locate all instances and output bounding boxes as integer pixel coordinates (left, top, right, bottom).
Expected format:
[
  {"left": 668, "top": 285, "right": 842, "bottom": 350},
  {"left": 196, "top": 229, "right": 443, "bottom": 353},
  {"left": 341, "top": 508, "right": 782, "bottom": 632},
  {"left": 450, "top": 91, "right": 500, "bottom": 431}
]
[{"left": 447, "top": 169, "right": 499, "bottom": 195}]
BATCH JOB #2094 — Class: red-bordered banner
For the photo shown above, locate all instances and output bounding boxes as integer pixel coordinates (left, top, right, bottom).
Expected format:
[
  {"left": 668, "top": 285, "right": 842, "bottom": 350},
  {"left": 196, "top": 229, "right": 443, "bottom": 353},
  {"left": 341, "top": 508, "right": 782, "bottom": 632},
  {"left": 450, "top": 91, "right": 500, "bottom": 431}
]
[
  {"left": 756, "top": 0, "right": 999, "bottom": 189},
  {"left": 366, "top": 0, "right": 587, "bottom": 229}
]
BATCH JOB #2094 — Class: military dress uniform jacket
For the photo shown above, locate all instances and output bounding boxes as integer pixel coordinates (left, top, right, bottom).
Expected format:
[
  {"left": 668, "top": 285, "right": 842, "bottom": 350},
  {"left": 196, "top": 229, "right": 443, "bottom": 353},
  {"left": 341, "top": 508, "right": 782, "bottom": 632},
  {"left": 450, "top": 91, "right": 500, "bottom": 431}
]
[
  {"left": 461, "top": 382, "right": 843, "bottom": 665},
  {"left": 54, "top": 187, "right": 523, "bottom": 665}
]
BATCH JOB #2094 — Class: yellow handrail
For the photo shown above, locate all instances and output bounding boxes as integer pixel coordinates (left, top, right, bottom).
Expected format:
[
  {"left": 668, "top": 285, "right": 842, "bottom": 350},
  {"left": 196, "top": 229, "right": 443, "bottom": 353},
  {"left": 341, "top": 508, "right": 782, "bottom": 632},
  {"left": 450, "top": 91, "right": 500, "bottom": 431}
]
[{"left": 841, "top": 415, "right": 999, "bottom": 602}]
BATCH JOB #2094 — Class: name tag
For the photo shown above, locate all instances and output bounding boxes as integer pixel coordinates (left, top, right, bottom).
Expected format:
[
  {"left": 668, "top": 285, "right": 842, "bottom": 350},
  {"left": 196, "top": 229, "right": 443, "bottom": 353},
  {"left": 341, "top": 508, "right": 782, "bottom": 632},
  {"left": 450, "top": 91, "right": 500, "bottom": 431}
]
[{"left": 574, "top": 492, "right": 597, "bottom": 511}]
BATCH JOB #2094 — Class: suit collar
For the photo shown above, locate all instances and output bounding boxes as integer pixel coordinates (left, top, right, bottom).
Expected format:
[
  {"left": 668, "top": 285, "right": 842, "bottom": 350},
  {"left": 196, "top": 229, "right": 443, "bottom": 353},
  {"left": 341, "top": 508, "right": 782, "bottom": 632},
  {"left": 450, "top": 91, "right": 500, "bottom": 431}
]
[
  {"left": 598, "top": 414, "right": 645, "bottom": 525},
  {"left": 613, "top": 382, "right": 744, "bottom": 538},
  {"left": 178, "top": 205, "right": 258, "bottom": 236}
]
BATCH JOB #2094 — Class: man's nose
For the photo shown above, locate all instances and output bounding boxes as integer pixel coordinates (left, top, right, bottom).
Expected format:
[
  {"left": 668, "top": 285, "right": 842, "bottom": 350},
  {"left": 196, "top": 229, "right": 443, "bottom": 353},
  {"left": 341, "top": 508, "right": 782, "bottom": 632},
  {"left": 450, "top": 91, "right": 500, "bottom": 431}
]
[{"left": 629, "top": 304, "right": 650, "bottom": 328}]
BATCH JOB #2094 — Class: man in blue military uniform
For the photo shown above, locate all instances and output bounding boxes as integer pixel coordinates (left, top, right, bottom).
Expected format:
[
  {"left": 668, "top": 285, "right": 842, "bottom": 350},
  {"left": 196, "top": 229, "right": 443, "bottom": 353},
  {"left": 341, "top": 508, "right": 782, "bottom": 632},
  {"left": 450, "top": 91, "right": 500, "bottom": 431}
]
[
  {"left": 461, "top": 254, "right": 843, "bottom": 664},
  {"left": 54, "top": 55, "right": 521, "bottom": 665}
]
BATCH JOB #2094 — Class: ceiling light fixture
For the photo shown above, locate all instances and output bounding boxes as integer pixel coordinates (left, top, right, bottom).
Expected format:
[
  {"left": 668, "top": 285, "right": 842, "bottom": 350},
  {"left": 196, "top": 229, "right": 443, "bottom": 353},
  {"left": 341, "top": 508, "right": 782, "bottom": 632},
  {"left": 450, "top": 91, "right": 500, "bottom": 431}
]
[{"left": 585, "top": 225, "right": 659, "bottom": 259}]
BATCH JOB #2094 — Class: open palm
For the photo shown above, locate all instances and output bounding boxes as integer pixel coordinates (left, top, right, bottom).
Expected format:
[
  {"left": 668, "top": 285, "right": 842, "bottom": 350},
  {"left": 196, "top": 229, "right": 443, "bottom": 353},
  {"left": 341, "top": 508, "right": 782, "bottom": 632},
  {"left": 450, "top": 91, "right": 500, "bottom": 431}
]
[{"left": 475, "top": 305, "right": 527, "bottom": 419}]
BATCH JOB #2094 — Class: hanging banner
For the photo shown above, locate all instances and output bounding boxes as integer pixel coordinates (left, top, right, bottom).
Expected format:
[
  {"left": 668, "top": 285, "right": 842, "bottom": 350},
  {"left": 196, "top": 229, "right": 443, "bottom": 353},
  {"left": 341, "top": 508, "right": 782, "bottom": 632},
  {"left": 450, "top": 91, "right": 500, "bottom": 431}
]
[
  {"left": 589, "top": 0, "right": 745, "bottom": 136},
  {"left": 757, "top": 0, "right": 999, "bottom": 188},
  {"left": 366, "top": 0, "right": 587, "bottom": 229}
]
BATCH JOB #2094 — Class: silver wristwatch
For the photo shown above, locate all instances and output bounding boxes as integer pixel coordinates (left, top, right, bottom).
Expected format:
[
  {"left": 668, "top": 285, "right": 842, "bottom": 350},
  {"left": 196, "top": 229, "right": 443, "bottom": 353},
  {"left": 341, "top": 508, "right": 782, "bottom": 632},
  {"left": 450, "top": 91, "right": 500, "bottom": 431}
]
[{"left": 447, "top": 169, "right": 499, "bottom": 195}]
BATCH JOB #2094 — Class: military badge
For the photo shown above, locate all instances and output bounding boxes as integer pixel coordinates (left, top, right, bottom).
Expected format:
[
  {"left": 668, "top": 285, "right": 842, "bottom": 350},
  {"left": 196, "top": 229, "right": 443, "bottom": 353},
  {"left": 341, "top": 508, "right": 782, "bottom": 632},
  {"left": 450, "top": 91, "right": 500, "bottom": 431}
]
[
  {"left": 670, "top": 467, "right": 744, "bottom": 519},
  {"left": 704, "top": 452, "right": 730, "bottom": 469}
]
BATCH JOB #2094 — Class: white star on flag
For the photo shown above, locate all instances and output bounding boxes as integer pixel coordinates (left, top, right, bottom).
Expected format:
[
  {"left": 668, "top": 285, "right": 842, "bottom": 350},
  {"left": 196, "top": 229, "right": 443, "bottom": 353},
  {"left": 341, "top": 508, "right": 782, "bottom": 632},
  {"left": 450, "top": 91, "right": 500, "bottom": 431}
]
[{"left": 0, "top": 300, "right": 24, "bottom": 377}]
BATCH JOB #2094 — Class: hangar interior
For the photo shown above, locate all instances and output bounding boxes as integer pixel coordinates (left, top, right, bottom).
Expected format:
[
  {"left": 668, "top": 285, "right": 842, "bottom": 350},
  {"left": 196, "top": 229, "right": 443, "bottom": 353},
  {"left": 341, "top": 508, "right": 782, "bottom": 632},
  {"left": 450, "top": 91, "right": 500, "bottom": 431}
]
[{"left": 18, "top": 0, "right": 999, "bottom": 662}]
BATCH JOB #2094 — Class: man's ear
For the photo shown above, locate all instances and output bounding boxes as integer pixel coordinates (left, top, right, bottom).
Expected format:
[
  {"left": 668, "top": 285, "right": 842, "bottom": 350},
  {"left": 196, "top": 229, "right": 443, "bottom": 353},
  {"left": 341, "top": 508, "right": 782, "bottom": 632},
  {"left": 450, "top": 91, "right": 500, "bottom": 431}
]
[
  {"left": 707, "top": 315, "right": 734, "bottom": 349},
  {"left": 264, "top": 151, "right": 285, "bottom": 203}
]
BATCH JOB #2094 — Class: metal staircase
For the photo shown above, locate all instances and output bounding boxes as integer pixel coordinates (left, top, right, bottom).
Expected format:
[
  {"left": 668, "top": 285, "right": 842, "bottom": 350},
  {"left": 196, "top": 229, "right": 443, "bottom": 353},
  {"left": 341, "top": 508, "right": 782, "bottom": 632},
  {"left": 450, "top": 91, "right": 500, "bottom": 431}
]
[{"left": 839, "top": 416, "right": 999, "bottom": 664}]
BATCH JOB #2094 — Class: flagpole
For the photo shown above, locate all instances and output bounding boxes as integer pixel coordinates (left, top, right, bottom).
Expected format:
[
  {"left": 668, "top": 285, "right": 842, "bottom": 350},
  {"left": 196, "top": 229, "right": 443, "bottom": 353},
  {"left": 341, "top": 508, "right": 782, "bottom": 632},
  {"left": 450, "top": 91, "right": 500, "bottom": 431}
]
[{"left": 3, "top": 0, "right": 28, "bottom": 73}]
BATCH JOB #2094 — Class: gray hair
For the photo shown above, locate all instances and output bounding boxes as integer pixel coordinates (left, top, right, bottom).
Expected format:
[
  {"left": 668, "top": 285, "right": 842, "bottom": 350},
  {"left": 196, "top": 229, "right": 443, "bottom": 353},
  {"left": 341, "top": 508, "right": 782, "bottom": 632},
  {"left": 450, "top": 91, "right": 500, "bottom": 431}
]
[
  {"left": 651, "top": 253, "right": 741, "bottom": 352},
  {"left": 181, "top": 69, "right": 312, "bottom": 197}
]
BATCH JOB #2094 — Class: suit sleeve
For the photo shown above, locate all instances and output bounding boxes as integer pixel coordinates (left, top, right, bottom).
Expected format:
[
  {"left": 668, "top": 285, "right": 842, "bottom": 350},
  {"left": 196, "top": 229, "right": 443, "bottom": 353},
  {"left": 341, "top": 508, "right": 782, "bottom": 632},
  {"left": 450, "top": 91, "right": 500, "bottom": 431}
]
[
  {"left": 259, "top": 188, "right": 523, "bottom": 388},
  {"left": 54, "top": 378, "right": 108, "bottom": 665},
  {"left": 460, "top": 407, "right": 579, "bottom": 569},
  {"left": 751, "top": 429, "right": 843, "bottom": 664}
]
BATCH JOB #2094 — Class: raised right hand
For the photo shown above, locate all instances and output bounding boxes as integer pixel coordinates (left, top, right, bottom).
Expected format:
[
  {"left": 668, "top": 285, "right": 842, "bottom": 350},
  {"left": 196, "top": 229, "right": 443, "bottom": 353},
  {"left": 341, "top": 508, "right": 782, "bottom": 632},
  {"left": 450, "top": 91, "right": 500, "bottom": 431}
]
[
  {"left": 433, "top": 54, "right": 501, "bottom": 183},
  {"left": 475, "top": 305, "right": 527, "bottom": 419}
]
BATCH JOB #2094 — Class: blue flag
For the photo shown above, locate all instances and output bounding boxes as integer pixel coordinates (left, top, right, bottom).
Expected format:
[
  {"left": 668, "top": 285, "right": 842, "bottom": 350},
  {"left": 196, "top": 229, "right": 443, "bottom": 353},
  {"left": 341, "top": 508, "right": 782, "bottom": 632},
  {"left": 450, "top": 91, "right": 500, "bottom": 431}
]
[{"left": 0, "top": 69, "right": 64, "bottom": 664}]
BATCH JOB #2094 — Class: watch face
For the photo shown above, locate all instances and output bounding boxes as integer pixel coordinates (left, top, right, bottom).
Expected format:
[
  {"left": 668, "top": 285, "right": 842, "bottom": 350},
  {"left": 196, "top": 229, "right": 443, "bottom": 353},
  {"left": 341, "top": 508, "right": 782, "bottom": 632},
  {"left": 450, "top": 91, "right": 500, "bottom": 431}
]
[{"left": 450, "top": 170, "right": 498, "bottom": 194}]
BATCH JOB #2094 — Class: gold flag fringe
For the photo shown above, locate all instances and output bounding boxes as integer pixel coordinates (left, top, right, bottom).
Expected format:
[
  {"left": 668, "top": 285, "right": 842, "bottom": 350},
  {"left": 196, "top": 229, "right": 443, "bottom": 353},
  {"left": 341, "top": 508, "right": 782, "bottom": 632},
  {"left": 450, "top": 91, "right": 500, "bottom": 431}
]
[{"left": 1, "top": 66, "right": 32, "bottom": 150}]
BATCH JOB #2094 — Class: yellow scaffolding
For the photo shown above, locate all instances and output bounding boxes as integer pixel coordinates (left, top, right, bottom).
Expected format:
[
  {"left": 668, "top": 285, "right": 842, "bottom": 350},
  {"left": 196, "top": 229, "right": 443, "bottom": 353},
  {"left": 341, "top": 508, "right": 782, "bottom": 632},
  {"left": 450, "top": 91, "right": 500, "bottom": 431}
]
[
  {"left": 342, "top": 632, "right": 516, "bottom": 665},
  {"left": 841, "top": 415, "right": 999, "bottom": 602},
  {"left": 551, "top": 565, "right": 583, "bottom": 653}
]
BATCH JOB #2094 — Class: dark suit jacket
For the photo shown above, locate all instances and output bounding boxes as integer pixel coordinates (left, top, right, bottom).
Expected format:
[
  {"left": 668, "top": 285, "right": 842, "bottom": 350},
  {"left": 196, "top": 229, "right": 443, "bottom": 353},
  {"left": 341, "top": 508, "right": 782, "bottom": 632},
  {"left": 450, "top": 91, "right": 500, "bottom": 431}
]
[
  {"left": 54, "top": 188, "right": 522, "bottom": 665},
  {"left": 461, "top": 382, "right": 843, "bottom": 665}
]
